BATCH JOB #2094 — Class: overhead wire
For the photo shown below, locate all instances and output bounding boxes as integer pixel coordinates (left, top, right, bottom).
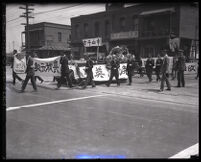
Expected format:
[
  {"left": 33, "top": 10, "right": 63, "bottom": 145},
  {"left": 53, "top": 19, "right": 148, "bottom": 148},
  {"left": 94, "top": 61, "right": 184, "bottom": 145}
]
[{"left": 6, "top": 3, "right": 84, "bottom": 24}]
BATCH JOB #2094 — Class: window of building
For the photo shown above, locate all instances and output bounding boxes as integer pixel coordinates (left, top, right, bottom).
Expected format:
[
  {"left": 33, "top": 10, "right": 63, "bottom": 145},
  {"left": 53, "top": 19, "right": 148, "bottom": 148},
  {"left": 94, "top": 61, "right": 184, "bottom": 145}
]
[
  {"left": 75, "top": 24, "right": 79, "bottom": 39},
  {"left": 84, "top": 23, "right": 89, "bottom": 37},
  {"left": 58, "top": 32, "right": 62, "bottom": 42},
  {"left": 69, "top": 34, "right": 71, "bottom": 41},
  {"left": 132, "top": 16, "right": 139, "bottom": 31},
  {"left": 120, "top": 17, "right": 126, "bottom": 31},
  {"left": 94, "top": 22, "right": 100, "bottom": 37},
  {"left": 105, "top": 20, "right": 110, "bottom": 37}
]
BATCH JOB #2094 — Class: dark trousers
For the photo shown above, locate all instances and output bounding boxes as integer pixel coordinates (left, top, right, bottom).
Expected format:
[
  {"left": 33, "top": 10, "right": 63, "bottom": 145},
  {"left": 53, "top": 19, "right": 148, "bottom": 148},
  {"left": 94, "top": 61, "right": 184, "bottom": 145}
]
[
  {"left": 21, "top": 74, "right": 37, "bottom": 91},
  {"left": 160, "top": 73, "right": 171, "bottom": 90},
  {"left": 127, "top": 70, "right": 133, "bottom": 84},
  {"left": 138, "top": 67, "right": 143, "bottom": 77},
  {"left": 83, "top": 71, "right": 95, "bottom": 88},
  {"left": 146, "top": 69, "right": 153, "bottom": 82},
  {"left": 172, "top": 69, "right": 177, "bottom": 79},
  {"left": 177, "top": 70, "right": 185, "bottom": 87},
  {"left": 107, "top": 70, "right": 119, "bottom": 86},
  {"left": 57, "top": 73, "right": 72, "bottom": 88},
  {"left": 12, "top": 71, "right": 23, "bottom": 85},
  {"left": 35, "top": 76, "right": 43, "bottom": 82},
  {"left": 155, "top": 68, "right": 161, "bottom": 81}
]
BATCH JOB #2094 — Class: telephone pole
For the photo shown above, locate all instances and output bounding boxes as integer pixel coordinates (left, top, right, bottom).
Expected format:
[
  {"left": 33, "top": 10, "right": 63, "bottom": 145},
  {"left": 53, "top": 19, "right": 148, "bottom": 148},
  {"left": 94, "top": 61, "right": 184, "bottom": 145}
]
[{"left": 19, "top": 3, "right": 34, "bottom": 55}]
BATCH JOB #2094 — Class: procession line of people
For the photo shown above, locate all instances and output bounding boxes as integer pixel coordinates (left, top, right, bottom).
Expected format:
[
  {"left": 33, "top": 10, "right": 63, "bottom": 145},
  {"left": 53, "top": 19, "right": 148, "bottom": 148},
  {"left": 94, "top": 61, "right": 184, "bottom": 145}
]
[{"left": 10, "top": 48, "right": 197, "bottom": 93}]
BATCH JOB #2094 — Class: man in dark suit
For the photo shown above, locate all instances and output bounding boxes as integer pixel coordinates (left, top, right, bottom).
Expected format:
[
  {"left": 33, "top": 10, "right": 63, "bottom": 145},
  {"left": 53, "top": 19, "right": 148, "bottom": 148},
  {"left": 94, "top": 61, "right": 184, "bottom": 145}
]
[
  {"left": 145, "top": 54, "right": 154, "bottom": 82},
  {"left": 160, "top": 50, "right": 171, "bottom": 91},
  {"left": 82, "top": 55, "right": 96, "bottom": 89},
  {"left": 106, "top": 55, "right": 120, "bottom": 87},
  {"left": 57, "top": 54, "right": 72, "bottom": 88},
  {"left": 20, "top": 53, "right": 37, "bottom": 92},
  {"left": 155, "top": 54, "right": 163, "bottom": 81},
  {"left": 126, "top": 54, "right": 135, "bottom": 85},
  {"left": 176, "top": 49, "right": 186, "bottom": 87}
]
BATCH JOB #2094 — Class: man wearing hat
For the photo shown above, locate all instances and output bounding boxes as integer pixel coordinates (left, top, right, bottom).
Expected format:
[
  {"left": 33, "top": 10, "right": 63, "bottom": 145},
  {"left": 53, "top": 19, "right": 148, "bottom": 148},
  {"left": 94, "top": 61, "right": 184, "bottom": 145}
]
[
  {"left": 145, "top": 54, "right": 154, "bottom": 82},
  {"left": 20, "top": 53, "right": 37, "bottom": 92},
  {"left": 57, "top": 54, "right": 72, "bottom": 88},
  {"left": 82, "top": 54, "right": 96, "bottom": 89},
  {"left": 176, "top": 49, "right": 186, "bottom": 87},
  {"left": 106, "top": 54, "right": 120, "bottom": 87},
  {"left": 160, "top": 49, "right": 171, "bottom": 91},
  {"left": 126, "top": 54, "right": 135, "bottom": 85}
]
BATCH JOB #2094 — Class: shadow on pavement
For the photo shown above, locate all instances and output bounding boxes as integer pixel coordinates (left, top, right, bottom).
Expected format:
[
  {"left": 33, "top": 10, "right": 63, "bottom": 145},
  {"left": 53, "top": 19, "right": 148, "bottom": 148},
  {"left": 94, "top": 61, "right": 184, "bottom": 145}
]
[{"left": 142, "top": 89, "right": 161, "bottom": 93}]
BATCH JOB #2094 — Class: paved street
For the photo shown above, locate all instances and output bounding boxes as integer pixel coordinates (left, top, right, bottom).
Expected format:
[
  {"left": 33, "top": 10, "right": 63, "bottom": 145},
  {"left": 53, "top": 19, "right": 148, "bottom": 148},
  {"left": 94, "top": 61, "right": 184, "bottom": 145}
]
[{"left": 6, "top": 66, "right": 199, "bottom": 159}]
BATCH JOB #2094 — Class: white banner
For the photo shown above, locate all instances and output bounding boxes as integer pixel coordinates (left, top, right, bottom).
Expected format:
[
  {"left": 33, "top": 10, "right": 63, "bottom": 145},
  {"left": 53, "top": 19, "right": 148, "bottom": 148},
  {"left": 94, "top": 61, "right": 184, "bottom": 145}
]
[
  {"left": 13, "top": 53, "right": 26, "bottom": 74},
  {"left": 33, "top": 56, "right": 61, "bottom": 77},
  {"left": 92, "top": 63, "right": 128, "bottom": 81}
]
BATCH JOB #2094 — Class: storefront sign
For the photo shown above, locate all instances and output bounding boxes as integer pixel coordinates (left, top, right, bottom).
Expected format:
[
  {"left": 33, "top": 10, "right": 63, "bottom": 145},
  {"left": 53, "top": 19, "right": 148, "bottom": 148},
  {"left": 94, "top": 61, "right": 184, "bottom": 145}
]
[
  {"left": 111, "top": 31, "right": 138, "bottom": 40},
  {"left": 82, "top": 37, "right": 102, "bottom": 47}
]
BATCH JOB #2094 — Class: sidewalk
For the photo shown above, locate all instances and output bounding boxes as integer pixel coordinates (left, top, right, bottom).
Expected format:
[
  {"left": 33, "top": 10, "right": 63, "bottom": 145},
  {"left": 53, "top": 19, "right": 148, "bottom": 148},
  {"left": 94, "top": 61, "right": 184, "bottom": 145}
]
[{"left": 6, "top": 66, "right": 199, "bottom": 106}]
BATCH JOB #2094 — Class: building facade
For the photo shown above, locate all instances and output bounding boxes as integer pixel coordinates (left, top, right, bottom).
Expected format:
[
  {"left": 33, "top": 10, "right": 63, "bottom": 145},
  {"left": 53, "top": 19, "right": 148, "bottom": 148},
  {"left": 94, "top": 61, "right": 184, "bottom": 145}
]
[
  {"left": 71, "top": 3, "right": 199, "bottom": 60},
  {"left": 21, "top": 22, "right": 71, "bottom": 58}
]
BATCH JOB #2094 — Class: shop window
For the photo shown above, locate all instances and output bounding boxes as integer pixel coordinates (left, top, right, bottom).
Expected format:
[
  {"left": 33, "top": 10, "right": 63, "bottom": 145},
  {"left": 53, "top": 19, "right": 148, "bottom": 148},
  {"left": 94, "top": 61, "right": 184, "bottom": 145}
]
[
  {"left": 120, "top": 17, "right": 126, "bottom": 31},
  {"left": 75, "top": 24, "right": 79, "bottom": 39},
  {"left": 84, "top": 23, "right": 89, "bottom": 37},
  {"left": 105, "top": 20, "right": 110, "bottom": 37},
  {"left": 94, "top": 22, "right": 100, "bottom": 37},
  {"left": 132, "top": 16, "right": 138, "bottom": 31},
  {"left": 58, "top": 32, "right": 62, "bottom": 42}
]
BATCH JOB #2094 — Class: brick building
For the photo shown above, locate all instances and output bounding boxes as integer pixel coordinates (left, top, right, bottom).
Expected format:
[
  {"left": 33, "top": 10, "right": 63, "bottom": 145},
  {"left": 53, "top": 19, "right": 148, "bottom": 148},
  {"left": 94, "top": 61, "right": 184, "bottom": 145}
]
[
  {"left": 71, "top": 3, "right": 199, "bottom": 60},
  {"left": 21, "top": 22, "right": 71, "bottom": 58}
]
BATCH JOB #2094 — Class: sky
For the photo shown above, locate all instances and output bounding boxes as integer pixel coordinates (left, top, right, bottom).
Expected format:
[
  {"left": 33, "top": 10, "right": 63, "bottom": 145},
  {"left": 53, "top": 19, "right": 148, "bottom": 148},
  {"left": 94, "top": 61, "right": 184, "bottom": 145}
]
[{"left": 6, "top": 3, "right": 106, "bottom": 53}]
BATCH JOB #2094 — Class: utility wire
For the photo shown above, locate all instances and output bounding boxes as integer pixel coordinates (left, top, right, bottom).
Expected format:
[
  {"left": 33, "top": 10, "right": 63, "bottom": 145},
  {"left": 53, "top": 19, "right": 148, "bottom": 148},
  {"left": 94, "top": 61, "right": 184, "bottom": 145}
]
[{"left": 6, "top": 4, "right": 83, "bottom": 23}]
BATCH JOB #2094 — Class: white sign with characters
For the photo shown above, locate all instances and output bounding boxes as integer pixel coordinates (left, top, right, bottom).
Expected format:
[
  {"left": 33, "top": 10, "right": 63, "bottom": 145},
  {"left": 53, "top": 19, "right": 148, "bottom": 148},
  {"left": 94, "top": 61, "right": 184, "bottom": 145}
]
[
  {"left": 13, "top": 53, "right": 26, "bottom": 74},
  {"left": 82, "top": 37, "right": 102, "bottom": 47}
]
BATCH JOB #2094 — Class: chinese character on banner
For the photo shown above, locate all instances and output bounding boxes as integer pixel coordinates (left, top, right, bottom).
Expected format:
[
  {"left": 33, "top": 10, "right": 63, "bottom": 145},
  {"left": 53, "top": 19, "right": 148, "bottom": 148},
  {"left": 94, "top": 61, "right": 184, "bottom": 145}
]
[
  {"left": 94, "top": 66, "right": 105, "bottom": 78},
  {"left": 119, "top": 65, "right": 127, "bottom": 76}
]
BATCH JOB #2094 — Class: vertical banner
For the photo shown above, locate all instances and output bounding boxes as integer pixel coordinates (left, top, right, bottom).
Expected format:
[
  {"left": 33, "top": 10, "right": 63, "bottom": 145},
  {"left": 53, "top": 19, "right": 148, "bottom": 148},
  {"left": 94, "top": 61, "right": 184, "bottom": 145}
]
[{"left": 13, "top": 53, "right": 26, "bottom": 74}]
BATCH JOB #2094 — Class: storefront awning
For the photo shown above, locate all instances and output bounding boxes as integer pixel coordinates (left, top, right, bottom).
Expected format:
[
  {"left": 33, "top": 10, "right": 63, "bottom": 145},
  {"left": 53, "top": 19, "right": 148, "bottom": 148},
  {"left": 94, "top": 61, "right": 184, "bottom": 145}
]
[{"left": 139, "top": 7, "right": 175, "bottom": 16}]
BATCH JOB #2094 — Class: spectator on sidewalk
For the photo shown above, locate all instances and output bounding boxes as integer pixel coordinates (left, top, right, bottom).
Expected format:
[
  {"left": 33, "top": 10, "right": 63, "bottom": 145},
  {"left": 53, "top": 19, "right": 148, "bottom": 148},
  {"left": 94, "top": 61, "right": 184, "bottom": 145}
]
[
  {"left": 33, "top": 52, "right": 44, "bottom": 84},
  {"left": 155, "top": 54, "right": 163, "bottom": 81},
  {"left": 11, "top": 49, "right": 23, "bottom": 85},
  {"left": 57, "top": 54, "right": 72, "bottom": 88},
  {"left": 160, "top": 49, "right": 171, "bottom": 91},
  {"left": 126, "top": 53, "right": 135, "bottom": 85},
  {"left": 145, "top": 54, "right": 154, "bottom": 82},
  {"left": 82, "top": 54, "right": 96, "bottom": 89},
  {"left": 176, "top": 49, "right": 186, "bottom": 87},
  {"left": 106, "top": 54, "right": 120, "bottom": 87},
  {"left": 20, "top": 53, "right": 37, "bottom": 92}
]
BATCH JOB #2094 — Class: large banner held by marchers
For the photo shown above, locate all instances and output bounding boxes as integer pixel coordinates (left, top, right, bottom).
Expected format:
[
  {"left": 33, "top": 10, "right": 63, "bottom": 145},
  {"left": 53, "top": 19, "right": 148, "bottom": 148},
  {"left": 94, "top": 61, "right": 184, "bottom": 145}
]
[
  {"left": 33, "top": 56, "right": 61, "bottom": 77},
  {"left": 14, "top": 55, "right": 198, "bottom": 81}
]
